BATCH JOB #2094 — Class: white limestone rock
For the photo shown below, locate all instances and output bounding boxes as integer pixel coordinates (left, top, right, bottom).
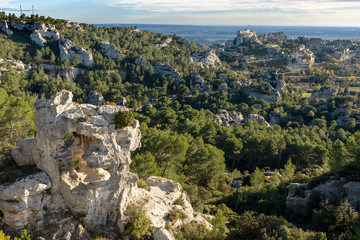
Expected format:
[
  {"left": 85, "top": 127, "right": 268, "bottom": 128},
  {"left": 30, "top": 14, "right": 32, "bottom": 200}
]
[
  {"left": 30, "top": 23, "right": 60, "bottom": 47},
  {"left": 7, "top": 59, "right": 26, "bottom": 70},
  {"left": 0, "top": 172, "right": 51, "bottom": 200},
  {"left": 154, "top": 228, "right": 175, "bottom": 240},
  {"left": 85, "top": 91, "right": 106, "bottom": 106},
  {"left": 59, "top": 39, "right": 94, "bottom": 68},
  {"left": 191, "top": 50, "right": 222, "bottom": 68},
  {"left": 154, "top": 62, "right": 184, "bottom": 85},
  {"left": 214, "top": 110, "right": 244, "bottom": 127},
  {"left": 99, "top": 41, "right": 123, "bottom": 59},
  {"left": 11, "top": 138, "right": 38, "bottom": 166},
  {"left": 245, "top": 114, "right": 270, "bottom": 127}
]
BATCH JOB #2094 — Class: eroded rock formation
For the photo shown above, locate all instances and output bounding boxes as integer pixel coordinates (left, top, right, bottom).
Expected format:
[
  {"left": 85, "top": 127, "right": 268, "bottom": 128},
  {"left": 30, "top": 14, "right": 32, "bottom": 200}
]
[
  {"left": 0, "top": 90, "right": 209, "bottom": 239},
  {"left": 59, "top": 39, "right": 94, "bottom": 68}
]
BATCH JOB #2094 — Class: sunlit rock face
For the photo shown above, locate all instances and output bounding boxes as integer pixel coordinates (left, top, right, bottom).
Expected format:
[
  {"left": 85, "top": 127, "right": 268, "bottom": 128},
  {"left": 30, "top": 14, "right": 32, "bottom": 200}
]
[{"left": 1, "top": 90, "right": 209, "bottom": 239}]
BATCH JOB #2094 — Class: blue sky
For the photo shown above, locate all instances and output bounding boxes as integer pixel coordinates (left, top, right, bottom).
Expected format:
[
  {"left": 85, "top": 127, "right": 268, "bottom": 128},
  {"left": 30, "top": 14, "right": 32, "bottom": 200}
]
[{"left": 1, "top": 0, "right": 360, "bottom": 26}]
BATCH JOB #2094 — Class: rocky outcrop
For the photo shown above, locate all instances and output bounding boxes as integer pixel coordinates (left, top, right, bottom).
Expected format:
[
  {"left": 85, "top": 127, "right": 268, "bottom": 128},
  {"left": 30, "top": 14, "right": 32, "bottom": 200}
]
[
  {"left": 30, "top": 23, "right": 60, "bottom": 47},
  {"left": 0, "top": 20, "right": 13, "bottom": 35},
  {"left": 1, "top": 20, "right": 60, "bottom": 45},
  {"left": 215, "top": 110, "right": 244, "bottom": 127},
  {"left": 154, "top": 62, "right": 184, "bottom": 85},
  {"left": 242, "top": 86, "right": 281, "bottom": 102},
  {"left": 190, "top": 50, "right": 222, "bottom": 68},
  {"left": 7, "top": 60, "right": 26, "bottom": 70},
  {"left": 59, "top": 39, "right": 94, "bottom": 68},
  {"left": 262, "top": 70, "right": 286, "bottom": 94},
  {"left": 85, "top": 91, "right": 106, "bottom": 106},
  {"left": 215, "top": 110, "right": 270, "bottom": 127},
  {"left": 37, "top": 64, "right": 86, "bottom": 82},
  {"left": 0, "top": 172, "right": 52, "bottom": 230},
  {"left": 245, "top": 114, "right": 270, "bottom": 127},
  {"left": 155, "top": 37, "right": 172, "bottom": 48},
  {"left": 190, "top": 73, "right": 212, "bottom": 93},
  {"left": 62, "top": 20, "right": 82, "bottom": 30},
  {"left": 174, "top": 36, "right": 194, "bottom": 47},
  {"left": 1, "top": 90, "right": 209, "bottom": 239},
  {"left": 286, "top": 179, "right": 360, "bottom": 216},
  {"left": 309, "top": 87, "right": 338, "bottom": 101},
  {"left": 134, "top": 56, "right": 152, "bottom": 71},
  {"left": 99, "top": 41, "right": 123, "bottom": 59}
]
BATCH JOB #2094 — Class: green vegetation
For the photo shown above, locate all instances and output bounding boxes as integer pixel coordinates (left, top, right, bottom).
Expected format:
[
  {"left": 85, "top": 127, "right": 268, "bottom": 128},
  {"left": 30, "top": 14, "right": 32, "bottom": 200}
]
[
  {"left": 0, "top": 230, "right": 31, "bottom": 240},
  {"left": 125, "top": 204, "right": 152, "bottom": 240},
  {"left": 114, "top": 111, "right": 134, "bottom": 128},
  {"left": 72, "top": 158, "right": 81, "bottom": 171},
  {"left": 169, "top": 209, "right": 188, "bottom": 222},
  {"left": 137, "top": 179, "right": 148, "bottom": 190}
]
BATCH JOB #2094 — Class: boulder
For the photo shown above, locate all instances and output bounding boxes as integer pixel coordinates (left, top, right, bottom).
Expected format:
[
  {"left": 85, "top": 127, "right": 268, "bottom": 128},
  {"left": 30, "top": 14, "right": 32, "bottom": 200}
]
[{"left": 154, "top": 228, "right": 175, "bottom": 240}]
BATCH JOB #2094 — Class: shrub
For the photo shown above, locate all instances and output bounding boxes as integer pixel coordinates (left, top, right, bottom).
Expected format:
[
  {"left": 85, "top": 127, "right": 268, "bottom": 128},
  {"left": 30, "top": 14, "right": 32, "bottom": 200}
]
[
  {"left": 125, "top": 204, "right": 152, "bottom": 240},
  {"left": 169, "top": 209, "right": 187, "bottom": 222},
  {"left": 72, "top": 158, "right": 80, "bottom": 171},
  {"left": 174, "top": 197, "right": 185, "bottom": 208},
  {"left": 137, "top": 179, "right": 148, "bottom": 190},
  {"left": 114, "top": 111, "right": 134, "bottom": 128}
]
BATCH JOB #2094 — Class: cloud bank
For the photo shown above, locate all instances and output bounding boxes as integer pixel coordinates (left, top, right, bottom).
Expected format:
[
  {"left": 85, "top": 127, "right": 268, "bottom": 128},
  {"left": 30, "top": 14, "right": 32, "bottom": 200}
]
[{"left": 99, "top": 0, "right": 360, "bottom": 13}]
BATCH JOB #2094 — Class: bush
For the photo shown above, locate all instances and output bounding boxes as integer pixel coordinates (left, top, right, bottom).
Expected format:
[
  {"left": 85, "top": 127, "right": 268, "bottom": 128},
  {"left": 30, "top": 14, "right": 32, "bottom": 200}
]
[
  {"left": 72, "top": 158, "right": 80, "bottom": 171},
  {"left": 137, "top": 179, "right": 148, "bottom": 190},
  {"left": 114, "top": 111, "right": 134, "bottom": 128},
  {"left": 169, "top": 209, "right": 187, "bottom": 222},
  {"left": 174, "top": 197, "right": 185, "bottom": 208},
  {"left": 125, "top": 204, "right": 152, "bottom": 240}
]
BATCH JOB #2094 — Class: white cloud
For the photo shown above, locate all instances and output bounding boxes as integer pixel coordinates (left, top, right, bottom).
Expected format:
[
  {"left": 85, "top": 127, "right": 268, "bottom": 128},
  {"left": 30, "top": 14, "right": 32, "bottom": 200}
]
[
  {"left": 0, "top": 0, "right": 17, "bottom": 8},
  {"left": 97, "top": 0, "right": 360, "bottom": 13}
]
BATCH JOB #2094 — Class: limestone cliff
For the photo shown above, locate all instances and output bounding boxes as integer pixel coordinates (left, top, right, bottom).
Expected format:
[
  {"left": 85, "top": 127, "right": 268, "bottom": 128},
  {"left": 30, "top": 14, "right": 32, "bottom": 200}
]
[{"left": 0, "top": 90, "right": 209, "bottom": 239}]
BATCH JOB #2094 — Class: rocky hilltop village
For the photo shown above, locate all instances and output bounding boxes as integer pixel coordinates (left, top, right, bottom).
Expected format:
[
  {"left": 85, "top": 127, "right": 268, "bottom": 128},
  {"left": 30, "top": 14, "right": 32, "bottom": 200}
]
[{"left": 0, "top": 90, "right": 209, "bottom": 239}]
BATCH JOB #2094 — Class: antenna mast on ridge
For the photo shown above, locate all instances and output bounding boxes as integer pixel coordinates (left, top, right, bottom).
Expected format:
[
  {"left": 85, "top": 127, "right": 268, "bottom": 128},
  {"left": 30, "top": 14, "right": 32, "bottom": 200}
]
[
  {"left": 32, "top": 5, "right": 35, "bottom": 15},
  {"left": 20, "top": 5, "right": 22, "bottom": 15}
]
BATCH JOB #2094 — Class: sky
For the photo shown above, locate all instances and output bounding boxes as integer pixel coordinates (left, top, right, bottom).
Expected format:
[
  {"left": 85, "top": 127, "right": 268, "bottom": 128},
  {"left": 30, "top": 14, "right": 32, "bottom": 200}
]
[{"left": 0, "top": 0, "right": 360, "bottom": 26}]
